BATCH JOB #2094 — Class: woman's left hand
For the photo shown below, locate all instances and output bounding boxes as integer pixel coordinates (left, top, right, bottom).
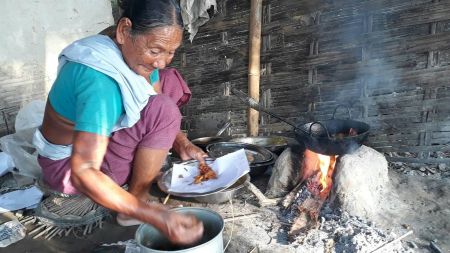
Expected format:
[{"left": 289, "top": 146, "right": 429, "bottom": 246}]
[
  {"left": 178, "top": 142, "right": 208, "bottom": 163},
  {"left": 173, "top": 132, "right": 208, "bottom": 163}
]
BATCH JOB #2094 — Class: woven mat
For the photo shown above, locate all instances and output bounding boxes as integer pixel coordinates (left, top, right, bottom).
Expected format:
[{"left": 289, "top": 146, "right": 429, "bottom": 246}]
[{"left": 19, "top": 180, "right": 111, "bottom": 240}]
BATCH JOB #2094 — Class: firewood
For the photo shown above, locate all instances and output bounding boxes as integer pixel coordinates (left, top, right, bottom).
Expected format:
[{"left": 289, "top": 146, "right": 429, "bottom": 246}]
[
  {"left": 288, "top": 200, "right": 324, "bottom": 239},
  {"left": 287, "top": 184, "right": 324, "bottom": 239},
  {"left": 369, "top": 230, "right": 413, "bottom": 253},
  {"left": 245, "top": 181, "right": 280, "bottom": 207},
  {"left": 282, "top": 181, "right": 304, "bottom": 209}
]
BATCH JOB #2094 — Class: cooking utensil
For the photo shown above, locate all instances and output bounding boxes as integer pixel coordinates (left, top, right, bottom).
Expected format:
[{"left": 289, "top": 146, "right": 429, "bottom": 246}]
[
  {"left": 231, "top": 88, "right": 370, "bottom": 156},
  {"left": 215, "top": 120, "right": 231, "bottom": 137},
  {"left": 206, "top": 141, "right": 275, "bottom": 177},
  {"left": 191, "top": 136, "right": 229, "bottom": 151},
  {"left": 190, "top": 120, "right": 232, "bottom": 151},
  {"left": 295, "top": 118, "right": 370, "bottom": 156},
  {"left": 157, "top": 159, "right": 230, "bottom": 198},
  {"left": 193, "top": 174, "right": 250, "bottom": 204},
  {"left": 229, "top": 136, "right": 297, "bottom": 155},
  {"left": 206, "top": 142, "right": 274, "bottom": 164},
  {"left": 136, "top": 207, "right": 224, "bottom": 252},
  {"left": 248, "top": 159, "right": 275, "bottom": 177},
  {"left": 157, "top": 161, "right": 250, "bottom": 203}
]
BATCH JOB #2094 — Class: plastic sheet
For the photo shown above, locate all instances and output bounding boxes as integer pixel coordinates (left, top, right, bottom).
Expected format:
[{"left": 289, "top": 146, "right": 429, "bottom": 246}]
[
  {"left": 0, "top": 220, "right": 26, "bottom": 247},
  {"left": 0, "top": 100, "right": 45, "bottom": 179}
]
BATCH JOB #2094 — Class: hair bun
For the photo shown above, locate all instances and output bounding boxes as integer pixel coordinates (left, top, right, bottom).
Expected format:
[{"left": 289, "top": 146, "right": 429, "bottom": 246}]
[{"left": 118, "top": 0, "right": 132, "bottom": 11}]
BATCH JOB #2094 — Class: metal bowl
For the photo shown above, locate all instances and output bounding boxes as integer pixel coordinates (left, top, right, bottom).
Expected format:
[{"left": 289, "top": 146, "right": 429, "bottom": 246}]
[
  {"left": 206, "top": 142, "right": 274, "bottom": 164},
  {"left": 249, "top": 159, "right": 276, "bottom": 177},
  {"left": 229, "top": 136, "right": 297, "bottom": 155}
]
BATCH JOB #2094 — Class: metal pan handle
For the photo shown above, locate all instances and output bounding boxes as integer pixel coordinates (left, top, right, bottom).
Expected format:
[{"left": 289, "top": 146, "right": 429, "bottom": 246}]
[
  {"left": 309, "top": 121, "right": 332, "bottom": 139},
  {"left": 332, "top": 104, "right": 352, "bottom": 119}
]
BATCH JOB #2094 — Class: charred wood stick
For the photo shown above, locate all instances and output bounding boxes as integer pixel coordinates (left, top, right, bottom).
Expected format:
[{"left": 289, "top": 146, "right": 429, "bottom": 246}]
[
  {"left": 224, "top": 213, "right": 259, "bottom": 222},
  {"left": 288, "top": 197, "right": 324, "bottom": 238},
  {"left": 430, "top": 241, "right": 443, "bottom": 253},
  {"left": 249, "top": 246, "right": 258, "bottom": 253},
  {"left": 282, "top": 181, "right": 304, "bottom": 209},
  {"left": 245, "top": 182, "right": 280, "bottom": 207},
  {"left": 369, "top": 230, "right": 413, "bottom": 253}
]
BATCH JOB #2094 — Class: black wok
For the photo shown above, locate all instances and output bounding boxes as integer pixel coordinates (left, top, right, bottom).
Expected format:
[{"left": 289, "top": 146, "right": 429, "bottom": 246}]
[
  {"left": 295, "top": 119, "right": 370, "bottom": 156},
  {"left": 231, "top": 88, "right": 370, "bottom": 156}
]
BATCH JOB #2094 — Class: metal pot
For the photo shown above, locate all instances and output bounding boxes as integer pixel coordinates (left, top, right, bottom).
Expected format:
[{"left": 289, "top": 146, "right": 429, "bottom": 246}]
[{"left": 136, "top": 207, "right": 224, "bottom": 253}]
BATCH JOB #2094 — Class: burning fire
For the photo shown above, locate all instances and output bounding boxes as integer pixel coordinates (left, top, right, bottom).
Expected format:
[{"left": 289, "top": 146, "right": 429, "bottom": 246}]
[
  {"left": 317, "top": 154, "right": 337, "bottom": 192},
  {"left": 301, "top": 149, "right": 337, "bottom": 199}
]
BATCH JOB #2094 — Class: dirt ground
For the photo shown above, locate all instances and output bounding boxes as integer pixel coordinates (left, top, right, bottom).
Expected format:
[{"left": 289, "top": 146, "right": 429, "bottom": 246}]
[
  {"left": 376, "top": 170, "right": 450, "bottom": 253},
  {"left": 3, "top": 166, "right": 450, "bottom": 253}
]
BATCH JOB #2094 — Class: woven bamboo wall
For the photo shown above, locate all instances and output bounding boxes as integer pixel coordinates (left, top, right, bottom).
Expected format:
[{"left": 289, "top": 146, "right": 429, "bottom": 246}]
[{"left": 172, "top": 0, "right": 450, "bottom": 164}]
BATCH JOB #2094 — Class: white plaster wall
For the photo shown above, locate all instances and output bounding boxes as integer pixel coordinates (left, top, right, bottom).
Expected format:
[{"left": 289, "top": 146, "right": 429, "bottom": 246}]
[{"left": 0, "top": 0, "right": 113, "bottom": 133}]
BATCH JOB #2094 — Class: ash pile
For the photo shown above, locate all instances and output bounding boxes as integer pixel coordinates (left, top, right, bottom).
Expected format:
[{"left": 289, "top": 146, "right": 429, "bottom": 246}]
[
  {"left": 269, "top": 145, "right": 415, "bottom": 253},
  {"left": 283, "top": 203, "right": 413, "bottom": 253}
]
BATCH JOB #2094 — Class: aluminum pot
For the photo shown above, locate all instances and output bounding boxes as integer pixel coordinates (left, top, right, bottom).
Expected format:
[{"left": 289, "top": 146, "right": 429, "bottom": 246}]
[{"left": 135, "top": 207, "right": 224, "bottom": 253}]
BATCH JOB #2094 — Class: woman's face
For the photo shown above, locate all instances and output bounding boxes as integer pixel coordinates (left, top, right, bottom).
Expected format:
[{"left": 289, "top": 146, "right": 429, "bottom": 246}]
[{"left": 116, "top": 18, "right": 183, "bottom": 80}]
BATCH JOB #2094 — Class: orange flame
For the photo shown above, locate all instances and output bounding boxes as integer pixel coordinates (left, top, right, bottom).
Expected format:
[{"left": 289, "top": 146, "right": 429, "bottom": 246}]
[{"left": 317, "top": 154, "right": 337, "bottom": 192}]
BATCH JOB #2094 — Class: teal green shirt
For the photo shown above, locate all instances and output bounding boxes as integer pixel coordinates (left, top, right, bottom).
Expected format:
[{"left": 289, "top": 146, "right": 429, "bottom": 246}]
[
  {"left": 150, "top": 68, "right": 159, "bottom": 85},
  {"left": 49, "top": 62, "right": 160, "bottom": 136},
  {"left": 48, "top": 61, "right": 125, "bottom": 136}
]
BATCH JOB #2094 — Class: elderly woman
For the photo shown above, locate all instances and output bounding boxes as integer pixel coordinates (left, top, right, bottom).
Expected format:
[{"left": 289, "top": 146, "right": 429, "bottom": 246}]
[{"left": 33, "top": 0, "right": 204, "bottom": 245}]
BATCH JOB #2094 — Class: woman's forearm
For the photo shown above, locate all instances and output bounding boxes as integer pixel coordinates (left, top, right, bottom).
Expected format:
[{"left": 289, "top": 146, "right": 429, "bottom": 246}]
[
  {"left": 69, "top": 131, "right": 167, "bottom": 230},
  {"left": 71, "top": 160, "right": 165, "bottom": 226},
  {"left": 172, "top": 131, "right": 190, "bottom": 155}
]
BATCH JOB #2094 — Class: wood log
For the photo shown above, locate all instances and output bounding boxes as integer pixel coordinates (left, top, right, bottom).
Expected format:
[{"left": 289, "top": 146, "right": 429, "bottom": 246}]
[{"left": 288, "top": 184, "right": 324, "bottom": 240}]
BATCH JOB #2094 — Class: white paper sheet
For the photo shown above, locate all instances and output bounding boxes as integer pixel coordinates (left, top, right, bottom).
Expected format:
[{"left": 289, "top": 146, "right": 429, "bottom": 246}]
[
  {"left": 0, "top": 186, "right": 43, "bottom": 213},
  {"left": 169, "top": 149, "right": 250, "bottom": 194}
]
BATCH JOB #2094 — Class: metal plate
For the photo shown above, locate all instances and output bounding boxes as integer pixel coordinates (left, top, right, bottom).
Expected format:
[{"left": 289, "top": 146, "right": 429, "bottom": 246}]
[{"left": 157, "top": 158, "right": 245, "bottom": 198}]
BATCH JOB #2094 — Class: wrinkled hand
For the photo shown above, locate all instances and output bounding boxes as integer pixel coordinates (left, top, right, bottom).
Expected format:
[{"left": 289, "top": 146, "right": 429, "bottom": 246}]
[
  {"left": 161, "top": 211, "right": 204, "bottom": 245},
  {"left": 178, "top": 142, "right": 208, "bottom": 164}
]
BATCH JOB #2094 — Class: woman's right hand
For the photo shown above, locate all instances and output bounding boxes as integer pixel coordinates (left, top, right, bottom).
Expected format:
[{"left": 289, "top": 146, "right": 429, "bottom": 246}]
[{"left": 160, "top": 211, "right": 204, "bottom": 245}]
